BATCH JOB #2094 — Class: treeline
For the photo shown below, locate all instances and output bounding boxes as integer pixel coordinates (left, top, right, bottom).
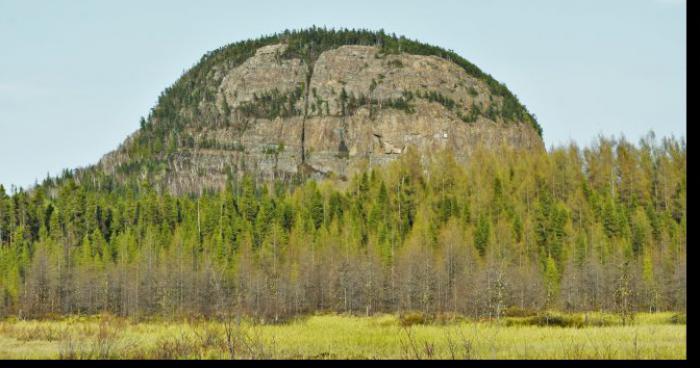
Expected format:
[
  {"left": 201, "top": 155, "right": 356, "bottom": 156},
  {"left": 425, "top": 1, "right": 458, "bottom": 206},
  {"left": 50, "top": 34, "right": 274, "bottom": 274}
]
[{"left": 0, "top": 134, "right": 685, "bottom": 320}]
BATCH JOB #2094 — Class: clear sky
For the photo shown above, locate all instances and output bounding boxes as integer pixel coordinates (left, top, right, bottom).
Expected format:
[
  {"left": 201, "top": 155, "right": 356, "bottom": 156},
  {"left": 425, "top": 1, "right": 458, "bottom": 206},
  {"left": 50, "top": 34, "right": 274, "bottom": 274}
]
[{"left": 0, "top": 0, "right": 686, "bottom": 190}]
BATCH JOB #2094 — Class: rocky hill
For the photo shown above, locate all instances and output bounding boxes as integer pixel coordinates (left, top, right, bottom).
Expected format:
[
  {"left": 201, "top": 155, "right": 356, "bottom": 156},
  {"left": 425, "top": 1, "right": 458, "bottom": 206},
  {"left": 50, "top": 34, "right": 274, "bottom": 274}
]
[{"left": 98, "top": 28, "right": 544, "bottom": 194}]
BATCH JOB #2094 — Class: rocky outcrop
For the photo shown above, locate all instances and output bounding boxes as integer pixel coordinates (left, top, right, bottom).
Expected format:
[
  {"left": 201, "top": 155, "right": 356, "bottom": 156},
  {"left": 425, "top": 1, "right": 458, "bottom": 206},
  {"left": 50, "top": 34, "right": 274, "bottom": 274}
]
[
  {"left": 218, "top": 44, "right": 306, "bottom": 111},
  {"left": 99, "top": 42, "right": 544, "bottom": 194}
]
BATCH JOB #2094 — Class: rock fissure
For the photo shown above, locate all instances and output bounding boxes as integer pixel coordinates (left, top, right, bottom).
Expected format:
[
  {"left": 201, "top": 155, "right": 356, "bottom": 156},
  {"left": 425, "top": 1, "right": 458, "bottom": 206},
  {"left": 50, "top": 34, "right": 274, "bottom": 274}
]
[{"left": 300, "top": 59, "right": 315, "bottom": 166}]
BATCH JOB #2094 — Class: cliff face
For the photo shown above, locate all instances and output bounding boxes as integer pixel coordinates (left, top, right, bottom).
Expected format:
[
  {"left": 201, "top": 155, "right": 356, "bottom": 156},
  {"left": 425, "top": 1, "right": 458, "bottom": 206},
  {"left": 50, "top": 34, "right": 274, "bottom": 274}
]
[{"left": 99, "top": 34, "right": 543, "bottom": 194}]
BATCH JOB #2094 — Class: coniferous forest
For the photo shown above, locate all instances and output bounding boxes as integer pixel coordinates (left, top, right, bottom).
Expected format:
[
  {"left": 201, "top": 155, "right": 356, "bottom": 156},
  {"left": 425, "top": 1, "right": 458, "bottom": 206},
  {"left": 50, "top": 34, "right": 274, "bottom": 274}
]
[{"left": 0, "top": 135, "right": 685, "bottom": 321}]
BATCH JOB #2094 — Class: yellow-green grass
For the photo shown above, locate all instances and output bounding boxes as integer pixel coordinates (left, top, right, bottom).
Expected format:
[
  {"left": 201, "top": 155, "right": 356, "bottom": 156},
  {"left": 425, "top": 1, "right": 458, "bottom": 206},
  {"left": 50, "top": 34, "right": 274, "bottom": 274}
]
[{"left": 0, "top": 312, "right": 685, "bottom": 359}]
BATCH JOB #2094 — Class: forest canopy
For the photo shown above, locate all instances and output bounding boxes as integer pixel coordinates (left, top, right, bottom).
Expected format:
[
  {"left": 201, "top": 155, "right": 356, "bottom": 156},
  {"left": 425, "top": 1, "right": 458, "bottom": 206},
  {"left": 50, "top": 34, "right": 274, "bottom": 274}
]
[{"left": 0, "top": 134, "right": 686, "bottom": 320}]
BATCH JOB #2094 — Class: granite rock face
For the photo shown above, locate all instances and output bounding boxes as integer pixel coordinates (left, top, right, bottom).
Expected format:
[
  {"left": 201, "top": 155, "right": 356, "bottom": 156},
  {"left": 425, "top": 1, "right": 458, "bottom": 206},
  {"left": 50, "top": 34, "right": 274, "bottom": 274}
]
[{"left": 100, "top": 43, "right": 543, "bottom": 194}]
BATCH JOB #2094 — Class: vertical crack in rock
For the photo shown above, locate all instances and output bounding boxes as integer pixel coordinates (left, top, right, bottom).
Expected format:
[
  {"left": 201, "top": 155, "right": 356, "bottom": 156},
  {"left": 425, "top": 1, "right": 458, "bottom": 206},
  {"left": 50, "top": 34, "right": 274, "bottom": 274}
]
[{"left": 301, "top": 60, "right": 315, "bottom": 165}]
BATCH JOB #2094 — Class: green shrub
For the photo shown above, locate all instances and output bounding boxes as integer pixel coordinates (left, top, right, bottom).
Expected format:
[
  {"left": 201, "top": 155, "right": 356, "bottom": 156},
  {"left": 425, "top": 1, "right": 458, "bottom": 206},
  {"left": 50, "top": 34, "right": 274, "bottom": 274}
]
[
  {"left": 505, "top": 312, "right": 585, "bottom": 328},
  {"left": 669, "top": 313, "right": 686, "bottom": 324},
  {"left": 531, "top": 313, "right": 584, "bottom": 328},
  {"left": 502, "top": 306, "right": 538, "bottom": 318},
  {"left": 433, "top": 312, "right": 467, "bottom": 325},
  {"left": 399, "top": 312, "right": 427, "bottom": 327}
]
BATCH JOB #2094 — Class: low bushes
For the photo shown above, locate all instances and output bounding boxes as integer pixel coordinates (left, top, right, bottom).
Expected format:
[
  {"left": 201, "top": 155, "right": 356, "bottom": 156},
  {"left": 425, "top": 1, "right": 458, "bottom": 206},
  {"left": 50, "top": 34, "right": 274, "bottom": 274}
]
[
  {"left": 399, "top": 312, "right": 427, "bottom": 327},
  {"left": 502, "top": 306, "right": 538, "bottom": 318},
  {"left": 669, "top": 313, "right": 686, "bottom": 325},
  {"left": 504, "top": 312, "right": 621, "bottom": 328},
  {"left": 399, "top": 312, "right": 467, "bottom": 327}
]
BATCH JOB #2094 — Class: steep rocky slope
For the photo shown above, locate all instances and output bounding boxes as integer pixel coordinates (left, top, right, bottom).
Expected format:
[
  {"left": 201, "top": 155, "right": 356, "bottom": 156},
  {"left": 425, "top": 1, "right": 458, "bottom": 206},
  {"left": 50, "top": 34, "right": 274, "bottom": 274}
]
[{"left": 98, "top": 29, "right": 544, "bottom": 194}]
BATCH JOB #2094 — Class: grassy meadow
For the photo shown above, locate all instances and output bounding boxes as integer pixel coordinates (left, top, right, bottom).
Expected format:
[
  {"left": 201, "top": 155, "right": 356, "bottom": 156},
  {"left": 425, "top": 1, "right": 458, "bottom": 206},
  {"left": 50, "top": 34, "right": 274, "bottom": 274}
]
[{"left": 0, "top": 312, "right": 686, "bottom": 359}]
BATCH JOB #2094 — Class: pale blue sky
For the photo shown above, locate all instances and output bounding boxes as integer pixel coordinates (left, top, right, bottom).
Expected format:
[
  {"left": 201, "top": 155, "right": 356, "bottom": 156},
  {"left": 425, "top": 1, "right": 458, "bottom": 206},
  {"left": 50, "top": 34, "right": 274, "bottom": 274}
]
[{"left": 0, "top": 0, "right": 686, "bottom": 190}]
